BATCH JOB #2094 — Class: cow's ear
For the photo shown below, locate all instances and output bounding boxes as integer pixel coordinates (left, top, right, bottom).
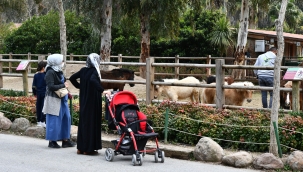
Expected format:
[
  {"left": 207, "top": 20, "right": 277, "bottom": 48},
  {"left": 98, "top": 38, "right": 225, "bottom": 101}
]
[{"left": 155, "top": 85, "right": 159, "bottom": 89}]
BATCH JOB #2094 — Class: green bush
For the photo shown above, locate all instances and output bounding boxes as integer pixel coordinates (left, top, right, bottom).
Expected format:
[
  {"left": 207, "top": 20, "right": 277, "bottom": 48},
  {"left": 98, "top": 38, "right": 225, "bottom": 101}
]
[
  {"left": 4, "top": 10, "right": 97, "bottom": 55},
  {"left": 1, "top": 93, "right": 302, "bottom": 153},
  {"left": 140, "top": 101, "right": 303, "bottom": 153},
  {"left": 0, "top": 95, "right": 36, "bottom": 123},
  {"left": 0, "top": 89, "right": 25, "bottom": 96}
]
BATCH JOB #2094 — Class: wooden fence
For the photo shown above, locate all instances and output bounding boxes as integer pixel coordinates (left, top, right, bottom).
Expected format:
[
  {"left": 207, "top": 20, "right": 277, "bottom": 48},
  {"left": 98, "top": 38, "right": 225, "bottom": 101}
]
[
  {"left": 0, "top": 53, "right": 258, "bottom": 80},
  {"left": 0, "top": 53, "right": 300, "bottom": 112}
]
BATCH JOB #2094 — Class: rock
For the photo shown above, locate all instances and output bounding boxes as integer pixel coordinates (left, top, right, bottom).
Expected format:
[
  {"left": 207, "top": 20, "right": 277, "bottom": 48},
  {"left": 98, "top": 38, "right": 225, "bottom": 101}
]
[
  {"left": 70, "top": 125, "right": 78, "bottom": 135},
  {"left": 222, "top": 151, "right": 253, "bottom": 168},
  {"left": 193, "top": 137, "right": 224, "bottom": 162},
  {"left": 10, "top": 118, "right": 30, "bottom": 132},
  {"left": 25, "top": 127, "right": 45, "bottom": 138},
  {"left": 71, "top": 134, "right": 77, "bottom": 142},
  {"left": 287, "top": 151, "right": 303, "bottom": 171},
  {"left": 253, "top": 153, "right": 284, "bottom": 170},
  {"left": 0, "top": 114, "right": 12, "bottom": 130},
  {"left": 70, "top": 125, "right": 78, "bottom": 142}
]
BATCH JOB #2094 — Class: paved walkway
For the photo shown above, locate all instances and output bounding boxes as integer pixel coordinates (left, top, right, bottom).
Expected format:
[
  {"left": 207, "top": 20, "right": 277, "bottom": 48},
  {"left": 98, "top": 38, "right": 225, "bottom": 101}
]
[{"left": 0, "top": 133, "right": 260, "bottom": 172}]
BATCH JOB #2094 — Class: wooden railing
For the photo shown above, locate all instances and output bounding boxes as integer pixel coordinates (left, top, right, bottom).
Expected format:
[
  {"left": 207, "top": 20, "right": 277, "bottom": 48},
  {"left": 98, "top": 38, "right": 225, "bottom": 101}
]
[
  {"left": 0, "top": 53, "right": 300, "bottom": 111},
  {"left": 0, "top": 53, "right": 259, "bottom": 80}
]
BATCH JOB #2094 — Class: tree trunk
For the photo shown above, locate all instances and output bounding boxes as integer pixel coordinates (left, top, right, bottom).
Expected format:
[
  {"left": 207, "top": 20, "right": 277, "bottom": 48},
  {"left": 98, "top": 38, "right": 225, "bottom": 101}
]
[
  {"left": 58, "top": 0, "right": 67, "bottom": 75},
  {"left": 100, "top": 0, "right": 112, "bottom": 71},
  {"left": 232, "top": 0, "right": 249, "bottom": 80},
  {"left": 270, "top": 0, "right": 288, "bottom": 157},
  {"left": 139, "top": 13, "right": 150, "bottom": 79}
]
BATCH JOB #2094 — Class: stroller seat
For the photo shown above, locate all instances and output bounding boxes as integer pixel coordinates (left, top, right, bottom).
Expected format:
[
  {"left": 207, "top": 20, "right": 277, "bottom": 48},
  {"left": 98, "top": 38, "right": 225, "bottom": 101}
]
[{"left": 104, "top": 91, "right": 165, "bottom": 166}]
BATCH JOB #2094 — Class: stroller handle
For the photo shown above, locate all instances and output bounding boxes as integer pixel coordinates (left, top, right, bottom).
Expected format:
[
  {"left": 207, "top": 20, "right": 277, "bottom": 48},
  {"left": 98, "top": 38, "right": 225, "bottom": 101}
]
[{"left": 126, "top": 119, "right": 152, "bottom": 128}]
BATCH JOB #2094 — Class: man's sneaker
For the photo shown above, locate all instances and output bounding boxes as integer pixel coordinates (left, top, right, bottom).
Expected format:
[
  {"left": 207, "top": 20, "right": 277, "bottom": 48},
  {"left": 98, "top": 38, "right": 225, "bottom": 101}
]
[
  {"left": 48, "top": 141, "right": 61, "bottom": 148},
  {"left": 37, "top": 122, "right": 42, "bottom": 127},
  {"left": 40, "top": 122, "right": 46, "bottom": 128},
  {"left": 62, "top": 140, "right": 76, "bottom": 148}
]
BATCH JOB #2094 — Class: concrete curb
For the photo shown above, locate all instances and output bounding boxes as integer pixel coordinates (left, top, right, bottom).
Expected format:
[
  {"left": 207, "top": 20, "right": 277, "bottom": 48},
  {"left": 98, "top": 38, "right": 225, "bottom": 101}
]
[
  {"left": 103, "top": 136, "right": 194, "bottom": 160},
  {"left": 83, "top": 133, "right": 194, "bottom": 160}
]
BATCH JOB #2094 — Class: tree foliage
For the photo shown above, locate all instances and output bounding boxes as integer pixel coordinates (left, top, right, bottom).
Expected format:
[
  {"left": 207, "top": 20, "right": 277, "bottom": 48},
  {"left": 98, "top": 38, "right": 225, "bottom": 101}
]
[
  {"left": 268, "top": 0, "right": 303, "bottom": 33},
  {"left": 4, "top": 10, "right": 97, "bottom": 54},
  {"left": 0, "top": 22, "right": 15, "bottom": 53},
  {"left": 150, "top": 10, "right": 225, "bottom": 58}
]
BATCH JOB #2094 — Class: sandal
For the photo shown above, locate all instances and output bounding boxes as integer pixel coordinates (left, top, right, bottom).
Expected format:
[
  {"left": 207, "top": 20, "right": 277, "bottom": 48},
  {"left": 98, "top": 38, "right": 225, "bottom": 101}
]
[{"left": 77, "top": 150, "right": 83, "bottom": 154}]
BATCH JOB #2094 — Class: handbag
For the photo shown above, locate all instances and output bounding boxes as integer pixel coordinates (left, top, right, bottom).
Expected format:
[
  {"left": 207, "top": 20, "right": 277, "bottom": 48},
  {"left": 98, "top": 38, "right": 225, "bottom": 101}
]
[{"left": 54, "top": 88, "right": 69, "bottom": 98}]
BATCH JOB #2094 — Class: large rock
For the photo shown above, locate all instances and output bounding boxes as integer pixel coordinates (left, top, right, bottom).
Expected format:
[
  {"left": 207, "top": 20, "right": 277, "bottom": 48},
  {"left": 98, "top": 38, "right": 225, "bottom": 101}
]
[
  {"left": 10, "top": 118, "right": 30, "bottom": 132},
  {"left": 0, "top": 113, "right": 12, "bottom": 130},
  {"left": 71, "top": 125, "right": 78, "bottom": 135},
  {"left": 222, "top": 151, "right": 253, "bottom": 168},
  {"left": 253, "top": 153, "right": 284, "bottom": 170},
  {"left": 193, "top": 137, "right": 224, "bottom": 162},
  {"left": 70, "top": 125, "right": 78, "bottom": 142},
  {"left": 25, "top": 127, "right": 45, "bottom": 138},
  {"left": 287, "top": 151, "right": 303, "bottom": 171}
]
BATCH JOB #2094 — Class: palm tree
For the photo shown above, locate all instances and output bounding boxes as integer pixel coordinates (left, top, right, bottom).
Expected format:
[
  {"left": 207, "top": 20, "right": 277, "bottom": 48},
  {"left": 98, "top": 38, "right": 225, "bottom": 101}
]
[{"left": 209, "top": 16, "right": 234, "bottom": 56}]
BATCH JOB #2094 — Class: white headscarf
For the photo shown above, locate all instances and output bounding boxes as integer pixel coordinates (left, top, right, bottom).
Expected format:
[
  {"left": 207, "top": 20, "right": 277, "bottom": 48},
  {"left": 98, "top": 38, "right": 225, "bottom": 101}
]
[
  {"left": 46, "top": 54, "right": 63, "bottom": 72},
  {"left": 86, "top": 53, "right": 102, "bottom": 80}
]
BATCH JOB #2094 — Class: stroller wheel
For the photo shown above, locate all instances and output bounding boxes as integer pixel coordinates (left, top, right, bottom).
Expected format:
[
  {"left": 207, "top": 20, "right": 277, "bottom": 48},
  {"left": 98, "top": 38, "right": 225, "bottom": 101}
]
[
  {"left": 138, "top": 154, "right": 143, "bottom": 166},
  {"left": 132, "top": 154, "right": 136, "bottom": 166},
  {"left": 105, "top": 148, "right": 115, "bottom": 161},
  {"left": 160, "top": 151, "right": 165, "bottom": 163},
  {"left": 132, "top": 154, "right": 143, "bottom": 166},
  {"left": 154, "top": 151, "right": 158, "bottom": 163}
]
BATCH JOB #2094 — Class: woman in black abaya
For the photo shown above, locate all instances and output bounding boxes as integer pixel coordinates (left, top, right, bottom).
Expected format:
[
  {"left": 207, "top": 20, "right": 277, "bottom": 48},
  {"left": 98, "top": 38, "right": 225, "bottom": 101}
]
[{"left": 70, "top": 53, "right": 109, "bottom": 155}]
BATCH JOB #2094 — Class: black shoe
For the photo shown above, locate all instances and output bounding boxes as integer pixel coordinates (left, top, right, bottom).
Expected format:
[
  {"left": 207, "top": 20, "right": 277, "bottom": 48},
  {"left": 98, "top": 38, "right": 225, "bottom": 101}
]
[
  {"left": 62, "top": 140, "right": 76, "bottom": 148},
  {"left": 48, "top": 141, "right": 61, "bottom": 148}
]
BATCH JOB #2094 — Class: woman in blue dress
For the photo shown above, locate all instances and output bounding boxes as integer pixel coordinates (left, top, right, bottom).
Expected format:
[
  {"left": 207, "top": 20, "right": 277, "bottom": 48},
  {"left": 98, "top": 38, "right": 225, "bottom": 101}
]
[{"left": 42, "top": 54, "right": 76, "bottom": 148}]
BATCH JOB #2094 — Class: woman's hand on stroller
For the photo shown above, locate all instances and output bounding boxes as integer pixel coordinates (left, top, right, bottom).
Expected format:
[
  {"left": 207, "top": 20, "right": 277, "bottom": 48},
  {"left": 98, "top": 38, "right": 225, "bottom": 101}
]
[{"left": 103, "top": 90, "right": 112, "bottom": 100}]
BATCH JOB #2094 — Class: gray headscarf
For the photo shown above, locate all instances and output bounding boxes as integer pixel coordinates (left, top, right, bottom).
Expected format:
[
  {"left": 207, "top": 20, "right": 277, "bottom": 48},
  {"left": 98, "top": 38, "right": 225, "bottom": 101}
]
[
  {"left": 86, "top": 53, "right": 102, "bottom": 80},
  {"left": 46, "top": 54, "right": 63, "bottom": 72}
]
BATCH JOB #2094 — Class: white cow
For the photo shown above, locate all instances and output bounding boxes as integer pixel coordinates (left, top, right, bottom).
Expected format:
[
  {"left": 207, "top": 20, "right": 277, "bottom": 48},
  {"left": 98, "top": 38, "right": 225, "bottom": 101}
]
[{"left": 154, "top": 76, "right": 200, "bottom": 103}]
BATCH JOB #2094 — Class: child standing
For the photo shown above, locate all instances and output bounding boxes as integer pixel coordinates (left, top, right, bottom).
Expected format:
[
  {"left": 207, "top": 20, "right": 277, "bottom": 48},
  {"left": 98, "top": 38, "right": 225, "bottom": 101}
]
[{"left": 32, "top": 61, "right": 47, "bottom": 127}]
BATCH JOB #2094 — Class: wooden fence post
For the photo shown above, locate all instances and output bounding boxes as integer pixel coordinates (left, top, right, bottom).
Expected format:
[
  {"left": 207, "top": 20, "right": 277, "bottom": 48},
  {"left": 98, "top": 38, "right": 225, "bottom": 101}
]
[
  {"left": 0, "top": 55, "right": 2, "bottom": 88},
  {"left": 216, "top": 59, "right": 225, "bottom": 110},
  {"left": 146, "top": 57, "right": 154, "bottom": 105},
  {"left": 22, "top": 69, "right": 29, "bottom": 96},
  {"left": 292, "top": 81, "right": 300, "bottom": 112},
  {"left": 38, "top": 55, "right": 44, "bottom": 62},
  {"left": 118, "top": 54, "right": 122, "bottom": 68},
  {"left": 70, "top": 53, "right": 74, "bottom": 61},
  {"left": 175, "top": 55, "right": 179, "bottom": 79},
  {"left": 9, "top": 52, "right": 12, "bottom": 73},
  {"left": 207, "top": 55, "right": 211, "bottom": 76},
  {"left": 27, "top": 52, "right": 31, "bottom": 74}
]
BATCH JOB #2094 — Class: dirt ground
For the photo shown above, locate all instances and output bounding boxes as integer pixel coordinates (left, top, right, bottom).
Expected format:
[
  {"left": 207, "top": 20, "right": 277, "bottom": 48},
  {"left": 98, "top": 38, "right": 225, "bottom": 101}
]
[{"left": 1, "top": 64, "right": 263, "bottom": 108}]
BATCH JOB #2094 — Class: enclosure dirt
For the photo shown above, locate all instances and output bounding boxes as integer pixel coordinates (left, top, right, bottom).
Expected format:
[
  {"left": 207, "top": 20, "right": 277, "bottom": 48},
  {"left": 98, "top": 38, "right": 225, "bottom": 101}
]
[{"left": 2, "top": 64, "right": 263, "bottom": 108}]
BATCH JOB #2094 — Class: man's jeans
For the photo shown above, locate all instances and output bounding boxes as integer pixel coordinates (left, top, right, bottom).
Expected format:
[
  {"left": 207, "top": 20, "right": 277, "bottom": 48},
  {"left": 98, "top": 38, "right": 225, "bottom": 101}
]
[{"left": 258, "top": 76, "right": 274, "bottom": 108}]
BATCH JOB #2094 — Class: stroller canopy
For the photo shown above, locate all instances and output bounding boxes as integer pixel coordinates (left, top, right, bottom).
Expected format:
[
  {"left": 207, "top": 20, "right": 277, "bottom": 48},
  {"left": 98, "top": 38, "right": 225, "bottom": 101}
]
[{"left": 110, "top": 91, "right": 138, "bottom": 109}]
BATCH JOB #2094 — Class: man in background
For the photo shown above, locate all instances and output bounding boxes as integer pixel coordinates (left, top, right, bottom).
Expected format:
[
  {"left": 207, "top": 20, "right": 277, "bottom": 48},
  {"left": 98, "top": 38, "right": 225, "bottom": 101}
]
[{"left": 254, "top": 47, "right": 277, "bottom": 108}]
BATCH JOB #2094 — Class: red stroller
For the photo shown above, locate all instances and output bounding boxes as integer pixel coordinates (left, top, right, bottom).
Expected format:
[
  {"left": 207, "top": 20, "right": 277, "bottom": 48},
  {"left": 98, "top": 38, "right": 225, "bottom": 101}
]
[{"left": 104, "top": 91, "right": 165, "bottom": 166}]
